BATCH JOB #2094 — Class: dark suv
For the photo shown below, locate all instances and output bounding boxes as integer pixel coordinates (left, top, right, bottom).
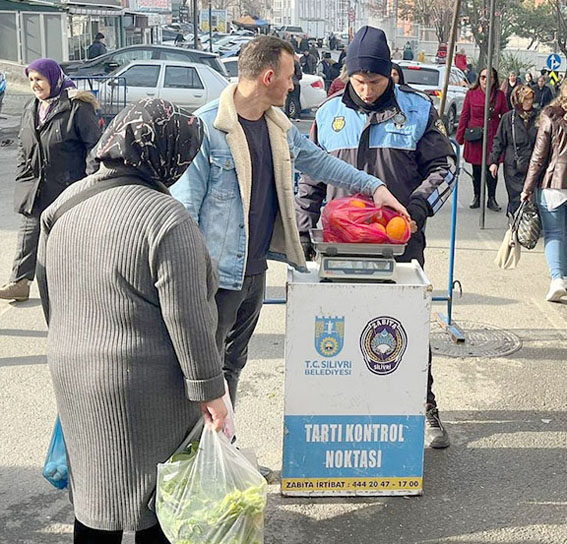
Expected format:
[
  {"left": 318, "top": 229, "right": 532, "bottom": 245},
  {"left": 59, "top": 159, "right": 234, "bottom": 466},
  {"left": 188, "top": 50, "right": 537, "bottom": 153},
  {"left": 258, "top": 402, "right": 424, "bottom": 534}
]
[{"left": 60, "top": 45, "right": 228, "bottom": 78}]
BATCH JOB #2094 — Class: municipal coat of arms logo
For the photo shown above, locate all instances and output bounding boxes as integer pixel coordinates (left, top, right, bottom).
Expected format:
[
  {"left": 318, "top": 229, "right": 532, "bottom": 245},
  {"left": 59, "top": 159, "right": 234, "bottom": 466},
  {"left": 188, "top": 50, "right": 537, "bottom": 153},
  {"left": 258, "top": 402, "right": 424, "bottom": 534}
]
[
  {"left": 315, "top": 316, "right": 345, "bottom": 357},
  {"left": 359, "top": 316, "right": 407, "bottom": 375},
  {"left": 332, "top": 116, "right": 346, "bottom": 132}
]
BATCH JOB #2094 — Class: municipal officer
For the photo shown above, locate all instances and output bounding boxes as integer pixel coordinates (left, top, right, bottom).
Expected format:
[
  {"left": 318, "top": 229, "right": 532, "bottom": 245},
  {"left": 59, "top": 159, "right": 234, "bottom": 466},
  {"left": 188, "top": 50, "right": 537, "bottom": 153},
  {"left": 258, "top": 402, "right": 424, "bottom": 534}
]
[{"left": 296, "top": 25, "right": 457, "bottom": 449}]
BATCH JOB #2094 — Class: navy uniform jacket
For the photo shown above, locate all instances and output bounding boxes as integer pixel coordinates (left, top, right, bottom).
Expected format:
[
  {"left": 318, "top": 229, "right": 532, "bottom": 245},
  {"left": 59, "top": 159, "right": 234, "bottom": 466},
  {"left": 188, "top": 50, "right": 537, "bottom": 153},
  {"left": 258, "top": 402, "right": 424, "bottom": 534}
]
[{"left": 295, "top": 84, "right": 457, "bottom": 263}]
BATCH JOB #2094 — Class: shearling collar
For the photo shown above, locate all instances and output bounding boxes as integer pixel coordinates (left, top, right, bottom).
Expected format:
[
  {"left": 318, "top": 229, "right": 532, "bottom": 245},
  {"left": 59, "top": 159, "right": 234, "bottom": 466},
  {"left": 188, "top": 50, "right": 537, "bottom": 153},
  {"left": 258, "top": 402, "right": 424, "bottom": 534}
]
[{"left": 213, "top": 83, "right": 292, "bottom": 134}]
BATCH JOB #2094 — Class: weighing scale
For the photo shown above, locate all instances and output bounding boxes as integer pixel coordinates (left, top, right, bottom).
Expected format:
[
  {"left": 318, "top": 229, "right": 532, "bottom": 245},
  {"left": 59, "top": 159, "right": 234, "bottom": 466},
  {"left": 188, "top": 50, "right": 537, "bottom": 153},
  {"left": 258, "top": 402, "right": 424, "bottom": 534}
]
[{"left": 310, "top": 229, "right": 407, "bottom": 282}]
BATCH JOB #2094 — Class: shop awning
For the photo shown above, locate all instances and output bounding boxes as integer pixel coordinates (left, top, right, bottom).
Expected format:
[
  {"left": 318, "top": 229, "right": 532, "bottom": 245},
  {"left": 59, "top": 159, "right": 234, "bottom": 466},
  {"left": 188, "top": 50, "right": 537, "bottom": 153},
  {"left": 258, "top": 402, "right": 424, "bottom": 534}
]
[{"left": 0, "top": 0, "right": 63, "bottom": 12}]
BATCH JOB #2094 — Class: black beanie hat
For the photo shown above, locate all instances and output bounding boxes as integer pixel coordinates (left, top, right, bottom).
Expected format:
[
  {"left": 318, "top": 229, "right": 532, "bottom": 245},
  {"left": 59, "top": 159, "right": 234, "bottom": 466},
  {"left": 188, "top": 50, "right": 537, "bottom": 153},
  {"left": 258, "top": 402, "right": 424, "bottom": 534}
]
[{"left": 346, "top": 26, "right": 392, "bottom": 78}]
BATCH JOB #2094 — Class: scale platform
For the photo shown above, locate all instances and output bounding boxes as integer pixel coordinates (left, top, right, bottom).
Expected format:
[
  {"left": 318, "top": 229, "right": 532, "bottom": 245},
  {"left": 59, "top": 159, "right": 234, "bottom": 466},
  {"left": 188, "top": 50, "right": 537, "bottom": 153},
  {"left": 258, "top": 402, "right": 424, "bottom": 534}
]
[{"left": 310, "top": 229, "right": 407, "bottom": 282}]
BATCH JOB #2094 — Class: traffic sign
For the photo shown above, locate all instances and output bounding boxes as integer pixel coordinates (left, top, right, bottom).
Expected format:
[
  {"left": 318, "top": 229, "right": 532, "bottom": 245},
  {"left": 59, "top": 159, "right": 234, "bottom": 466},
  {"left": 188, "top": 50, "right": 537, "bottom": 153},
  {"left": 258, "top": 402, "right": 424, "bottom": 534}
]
[
  {"left": 547, "top": 53, "right": 561, "bottom": 71},
  {"left": 549, "top": 71, "right": 560, "bottom": 85}
]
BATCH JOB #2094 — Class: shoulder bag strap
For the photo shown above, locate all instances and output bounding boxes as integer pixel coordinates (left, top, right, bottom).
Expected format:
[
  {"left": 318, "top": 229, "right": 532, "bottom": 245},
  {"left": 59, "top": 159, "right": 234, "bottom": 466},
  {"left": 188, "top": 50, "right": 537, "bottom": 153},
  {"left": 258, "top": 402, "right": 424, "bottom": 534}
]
[
  {"left": 47, "top": 176, "right": 149, "bottom": 234},
  {"left": 511, "top": 110, "right": 520, "bottom": 163}
]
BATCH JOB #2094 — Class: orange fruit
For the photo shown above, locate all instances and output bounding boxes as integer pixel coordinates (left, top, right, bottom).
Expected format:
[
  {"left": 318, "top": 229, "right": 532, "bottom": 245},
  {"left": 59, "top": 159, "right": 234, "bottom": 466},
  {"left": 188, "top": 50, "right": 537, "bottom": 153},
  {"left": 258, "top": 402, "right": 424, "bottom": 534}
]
[
  {"left": 386, "top": 216, "right": 409, "bottom": 242},
  {"left": 350, "top": 198, "right": 368, "bottom": 208},
  {"left": 373, "top": 223, "right": 386, "bottom": 234}
]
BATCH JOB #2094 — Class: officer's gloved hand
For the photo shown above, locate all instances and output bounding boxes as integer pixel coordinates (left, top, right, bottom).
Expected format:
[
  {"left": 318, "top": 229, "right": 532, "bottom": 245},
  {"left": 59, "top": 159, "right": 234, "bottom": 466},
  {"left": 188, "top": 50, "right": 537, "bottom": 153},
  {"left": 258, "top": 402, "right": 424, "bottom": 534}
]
[
  {"left": 406, "top": 197, "right": 429, "bottom": 233},
  {"left": 300, "top": 233, "right": 316, "bottom": 261}
]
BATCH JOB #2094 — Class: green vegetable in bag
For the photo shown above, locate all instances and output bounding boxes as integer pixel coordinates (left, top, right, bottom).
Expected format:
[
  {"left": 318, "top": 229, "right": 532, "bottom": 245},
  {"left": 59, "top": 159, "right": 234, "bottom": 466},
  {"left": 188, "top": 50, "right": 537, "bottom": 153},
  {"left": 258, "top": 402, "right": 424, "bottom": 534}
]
[{"left": 156, "top": 426, "right": 267, "bottom": 544}]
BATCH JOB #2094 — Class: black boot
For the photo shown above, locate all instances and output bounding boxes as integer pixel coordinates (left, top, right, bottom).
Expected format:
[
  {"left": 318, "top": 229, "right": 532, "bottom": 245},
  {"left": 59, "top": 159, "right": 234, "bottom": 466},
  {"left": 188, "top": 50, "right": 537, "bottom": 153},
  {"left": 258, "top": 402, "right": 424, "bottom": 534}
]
[
  {"left": 469, "top": 195, "right": 480, "bottom": 209},
  {"left": 487, "top": 196, "right": 502, "bottom": 212}
]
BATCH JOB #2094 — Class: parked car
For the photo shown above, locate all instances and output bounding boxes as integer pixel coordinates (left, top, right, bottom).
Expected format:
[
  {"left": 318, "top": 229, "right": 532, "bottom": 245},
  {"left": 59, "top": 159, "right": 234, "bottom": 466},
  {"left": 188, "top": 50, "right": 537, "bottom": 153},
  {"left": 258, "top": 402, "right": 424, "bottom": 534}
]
[
  {"left": 213, "top": 36, "right": 253, "bottom": 55},
  {"left": 60, "top": 45, "right": 228, "bottom": 78},
  {"left": 221, "top": 57, "right": 327, "bottom": 118},
  {"left": 0, "top": 71, "right": 6, "bottom": 114},
  {"left": 103, "top": 60, "right": 229, "bottom": 112},
  {"left": 398, "top": 61, "right": 468, "bottom": 134}
]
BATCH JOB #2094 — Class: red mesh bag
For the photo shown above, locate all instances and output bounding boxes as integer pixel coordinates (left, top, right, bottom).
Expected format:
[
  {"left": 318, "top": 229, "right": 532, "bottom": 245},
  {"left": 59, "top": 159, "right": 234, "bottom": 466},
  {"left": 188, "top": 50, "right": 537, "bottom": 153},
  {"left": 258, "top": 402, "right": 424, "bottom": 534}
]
[{"left": 322, "top": 195, "right": 411, "bottom": 244}]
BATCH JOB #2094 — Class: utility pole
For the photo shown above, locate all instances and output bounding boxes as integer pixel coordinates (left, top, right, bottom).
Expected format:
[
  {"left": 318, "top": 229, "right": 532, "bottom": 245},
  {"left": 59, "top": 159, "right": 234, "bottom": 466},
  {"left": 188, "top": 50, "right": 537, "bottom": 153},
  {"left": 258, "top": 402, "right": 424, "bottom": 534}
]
[
  {"left": 439, "top": 0, "right": 462, "bottom": 120},
  {"left": 209, "top": 0, "right": 213, "bottom": 52},
  {"left": 193, "top": 0, "right": 199, "bottom": 50},
  {"left": 479, "top": 0, "right": 496, "bottom": 229}
]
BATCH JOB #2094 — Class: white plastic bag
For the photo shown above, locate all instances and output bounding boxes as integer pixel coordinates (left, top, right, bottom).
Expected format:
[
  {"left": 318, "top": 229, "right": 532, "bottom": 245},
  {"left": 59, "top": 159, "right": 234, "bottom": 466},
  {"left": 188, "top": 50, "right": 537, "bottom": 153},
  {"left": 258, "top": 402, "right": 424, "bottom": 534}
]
[{"left": 156, "top": 426, "right": 266, "bottom": 544}]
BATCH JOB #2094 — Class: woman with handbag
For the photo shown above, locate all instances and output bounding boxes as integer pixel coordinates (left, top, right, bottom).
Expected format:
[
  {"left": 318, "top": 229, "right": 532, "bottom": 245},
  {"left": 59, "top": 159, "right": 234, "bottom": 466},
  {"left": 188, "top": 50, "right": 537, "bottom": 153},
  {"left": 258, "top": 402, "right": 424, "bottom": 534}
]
[
  {"left": 522, "top": 82, "right": 567, "bottom": 302},
  {"left": 456, "top": 67, "right": 508, "bottom": 211},
  {"left": 36, "top": 99, "right": 227, "bottom": 543},
  {"left": 0, "top": 58, "right": 101, "bottom": 302},
  {"left": 489, "top": 85, "right": 538, "bottom": 219}
]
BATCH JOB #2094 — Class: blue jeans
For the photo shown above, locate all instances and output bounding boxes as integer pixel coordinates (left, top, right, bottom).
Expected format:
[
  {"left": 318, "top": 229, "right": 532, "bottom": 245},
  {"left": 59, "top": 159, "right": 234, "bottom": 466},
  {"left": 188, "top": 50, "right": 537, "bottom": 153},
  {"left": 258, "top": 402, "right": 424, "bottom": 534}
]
[{"left": 537, "top": 190, "right": 567, "bottom": 279}]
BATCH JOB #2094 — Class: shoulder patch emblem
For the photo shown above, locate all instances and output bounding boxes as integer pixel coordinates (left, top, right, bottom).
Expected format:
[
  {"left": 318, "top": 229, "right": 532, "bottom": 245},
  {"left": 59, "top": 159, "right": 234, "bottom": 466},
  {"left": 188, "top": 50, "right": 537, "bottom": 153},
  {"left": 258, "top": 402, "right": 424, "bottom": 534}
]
[
  {"left": 332, "top": 116, "right": 346, "bottom": 132},
  {"left": 435, "top": 119, "right": 448, "bottom": 137}
]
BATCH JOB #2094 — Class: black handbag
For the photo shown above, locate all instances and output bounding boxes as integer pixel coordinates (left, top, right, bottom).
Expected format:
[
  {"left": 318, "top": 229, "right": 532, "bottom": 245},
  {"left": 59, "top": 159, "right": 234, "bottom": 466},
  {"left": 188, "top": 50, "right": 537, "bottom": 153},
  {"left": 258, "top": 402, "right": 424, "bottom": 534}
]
[
  {"left": 464, "top": 127, "right": 483, "bottom": 142},
  {"left": 516, "top": 199, "right": 541, "bottom": 250}
]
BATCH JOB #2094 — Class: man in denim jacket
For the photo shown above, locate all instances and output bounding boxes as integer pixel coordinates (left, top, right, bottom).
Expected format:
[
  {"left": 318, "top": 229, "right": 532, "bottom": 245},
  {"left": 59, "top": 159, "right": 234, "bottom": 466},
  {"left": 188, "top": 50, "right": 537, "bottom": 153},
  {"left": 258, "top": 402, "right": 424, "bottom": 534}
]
[{"left": 171, "top": 36, "right": 407, "bottom": 407}]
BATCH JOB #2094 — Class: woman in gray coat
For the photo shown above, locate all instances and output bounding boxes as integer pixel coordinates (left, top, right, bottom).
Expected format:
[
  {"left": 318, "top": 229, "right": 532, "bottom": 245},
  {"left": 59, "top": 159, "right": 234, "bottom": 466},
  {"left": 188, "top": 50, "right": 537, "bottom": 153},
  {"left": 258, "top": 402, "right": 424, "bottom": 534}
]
[{"left": 37, "top": 99, "right": 227, "bottom": 543}]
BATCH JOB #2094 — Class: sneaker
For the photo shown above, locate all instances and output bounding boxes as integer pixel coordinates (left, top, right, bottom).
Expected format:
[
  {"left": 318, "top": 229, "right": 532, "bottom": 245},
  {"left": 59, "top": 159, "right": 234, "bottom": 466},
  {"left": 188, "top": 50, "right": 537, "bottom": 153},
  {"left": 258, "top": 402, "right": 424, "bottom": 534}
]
[
  {"left": 0, "top": 279, "right": 30, "bottom": 301},
  {"left": 425, "top": 404, "right": 450, "bottom": 449},
  {"left": 546, "top": 278, "right": 567, "bottom": 302}
]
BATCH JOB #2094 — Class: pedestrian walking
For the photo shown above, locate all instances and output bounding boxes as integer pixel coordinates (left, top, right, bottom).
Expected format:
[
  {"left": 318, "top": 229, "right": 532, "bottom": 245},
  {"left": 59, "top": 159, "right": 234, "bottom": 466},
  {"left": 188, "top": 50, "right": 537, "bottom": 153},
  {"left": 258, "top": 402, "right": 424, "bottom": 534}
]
[
  {"left": 456, "top": 67, "right": 508, "bottom": 211},
  {"left": 501, "top": 71, "right": 522, "bottom": 110},
  {"left": 299, "top": 35, "right": 310, "bottom": 53},
  {"left": 534, "top": 75, "right": 554, "bottom": 110},
  {"left": 299, "top": 48, "right": 317, "bottom": 74},
  {"left": 454, "top": 48, "right": 467, "bottom": 72},
  {"left": 87, "top": 32, "right": 107, "bottom": 59},
  {"left": 402, "top": 41, "right": 414, "bottom": 60},
  {"left": 392, "top": 47, "right": 402, "bottom": 60},
  {"left": 170, "top": 35, "right": 407, "bottom": 408},
  {"left": 37, "top": 99, "right": 227, "bottom": 543},
  {"left": 327, "top": 64, "right": 348, "bottom": 96},
  {"left": 285, "top": 55, "right": 303, "bottom": 118},
  {"left": 489, "top": 85, "right": 538, "bottom": 218},
  {"left": 295, "top": 26, "right": 457, "bottom": 449},
  {"left": 522, "top": 83, "right": 567, "bottom": 302},
  {"left": 525, "top": 72, "right": 536, "bottom": 90},
  {"left": 465, "top": 63, "right": 477, "bottom": 84},
  {"left": 0, "top": 59, "right": 101, "bottom": 302},
  {"left": 391, "top": 62, "right": 405, "bottom": 85},
  {"left": 317, "top": 52, "right": 337, "bottom": 91}
]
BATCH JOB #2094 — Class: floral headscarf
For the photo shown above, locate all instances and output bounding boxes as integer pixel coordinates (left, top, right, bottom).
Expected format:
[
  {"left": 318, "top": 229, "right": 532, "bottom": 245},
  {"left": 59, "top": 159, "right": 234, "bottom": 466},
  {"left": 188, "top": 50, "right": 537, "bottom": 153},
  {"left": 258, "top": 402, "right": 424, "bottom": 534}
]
[{"left": 94, "top": 98, "right": 203, "bottom": 187}]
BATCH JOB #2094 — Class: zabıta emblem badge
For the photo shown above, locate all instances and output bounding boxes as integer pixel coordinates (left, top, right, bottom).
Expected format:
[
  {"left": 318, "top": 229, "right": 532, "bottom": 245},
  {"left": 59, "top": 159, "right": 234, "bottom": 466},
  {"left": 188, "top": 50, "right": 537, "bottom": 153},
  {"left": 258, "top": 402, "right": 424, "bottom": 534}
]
[
  {"left": 332, "top": 116, "right": 346, "bottom": 132},
  {"left": 359, "top": 316, "right": 407, "bottom": 375},
  {"left": 315, "top": 316, "right": 345, "bottom": 357}
]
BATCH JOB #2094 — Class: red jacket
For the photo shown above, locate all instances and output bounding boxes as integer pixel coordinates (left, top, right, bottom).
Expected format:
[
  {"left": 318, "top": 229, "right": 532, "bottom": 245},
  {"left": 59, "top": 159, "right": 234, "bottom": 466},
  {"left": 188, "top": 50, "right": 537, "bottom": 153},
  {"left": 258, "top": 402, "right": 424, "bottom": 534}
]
[
  {"left": 456, "top": 87, "right": 508, "bottom": 165},
  {"left": 454, "top": 53, "right": 467, "bottom": 72},
  {"left": 327, "top": 77, "right": 346, "bottom": 96}
]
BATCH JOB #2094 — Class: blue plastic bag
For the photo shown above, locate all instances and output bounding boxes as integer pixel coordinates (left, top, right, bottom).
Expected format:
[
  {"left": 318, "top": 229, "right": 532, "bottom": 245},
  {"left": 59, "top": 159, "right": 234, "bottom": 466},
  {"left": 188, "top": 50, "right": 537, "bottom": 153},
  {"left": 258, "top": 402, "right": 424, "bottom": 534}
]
[{"left": 42, "top": 416, "right": 68, "bottom": 489}]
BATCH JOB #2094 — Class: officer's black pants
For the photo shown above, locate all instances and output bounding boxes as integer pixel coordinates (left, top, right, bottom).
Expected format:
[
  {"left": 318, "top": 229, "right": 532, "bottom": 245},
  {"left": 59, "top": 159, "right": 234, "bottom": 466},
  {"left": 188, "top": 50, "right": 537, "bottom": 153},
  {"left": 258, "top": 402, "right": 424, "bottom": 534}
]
[{"left": 397, "top": 231, "right": 436, "bottom": 407}]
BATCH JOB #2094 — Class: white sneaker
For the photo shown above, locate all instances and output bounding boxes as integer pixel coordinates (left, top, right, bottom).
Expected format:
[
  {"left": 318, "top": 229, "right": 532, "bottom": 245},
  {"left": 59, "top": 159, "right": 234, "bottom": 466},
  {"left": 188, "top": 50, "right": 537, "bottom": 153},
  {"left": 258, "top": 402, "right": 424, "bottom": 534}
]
[{"left": 546, "top": 278, "right": 567, "bottom": 302}]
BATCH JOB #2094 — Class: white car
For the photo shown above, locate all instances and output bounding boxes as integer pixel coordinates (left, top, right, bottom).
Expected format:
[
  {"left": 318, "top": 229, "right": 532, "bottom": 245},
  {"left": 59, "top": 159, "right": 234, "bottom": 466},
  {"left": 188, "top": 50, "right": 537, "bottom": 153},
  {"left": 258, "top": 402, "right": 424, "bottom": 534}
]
[
  {"left": 221, "top": 57, "right": 327, "bottom": 118},
  {"left": 212, "top": 36, "right": 252, "bottom": 54},
  {"left": 398, "top": 61, "right": 468, "bottom": 134},
  {"left": 104, "top": 60, "right": 229, "bottom": 112}
]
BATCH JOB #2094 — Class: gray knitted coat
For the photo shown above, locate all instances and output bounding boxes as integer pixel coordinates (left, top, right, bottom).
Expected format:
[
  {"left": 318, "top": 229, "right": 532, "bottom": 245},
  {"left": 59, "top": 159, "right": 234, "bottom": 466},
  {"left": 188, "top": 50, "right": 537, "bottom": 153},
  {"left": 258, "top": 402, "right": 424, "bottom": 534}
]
[{"left": 36, "top": 166, "right": 225, "bottom": 531}]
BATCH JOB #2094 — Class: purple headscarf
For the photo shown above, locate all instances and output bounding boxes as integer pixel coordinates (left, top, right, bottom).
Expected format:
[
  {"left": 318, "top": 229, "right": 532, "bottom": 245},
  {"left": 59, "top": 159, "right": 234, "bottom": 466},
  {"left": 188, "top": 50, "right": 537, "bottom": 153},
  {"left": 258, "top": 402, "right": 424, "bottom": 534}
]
[{"left": 25, "top": 58, "right": 75, "bottom": 99}]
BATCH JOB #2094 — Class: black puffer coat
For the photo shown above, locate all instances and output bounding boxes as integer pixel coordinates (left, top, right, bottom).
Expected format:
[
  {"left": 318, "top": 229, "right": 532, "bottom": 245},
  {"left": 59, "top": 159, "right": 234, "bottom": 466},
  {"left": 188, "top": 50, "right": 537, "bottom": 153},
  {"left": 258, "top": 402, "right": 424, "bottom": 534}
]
[
  {"left": 15, "top": 89, "right": 102, "bottom": 215},
  {"left": 490, "top": 109, "right": 538, "bottom": 190}
]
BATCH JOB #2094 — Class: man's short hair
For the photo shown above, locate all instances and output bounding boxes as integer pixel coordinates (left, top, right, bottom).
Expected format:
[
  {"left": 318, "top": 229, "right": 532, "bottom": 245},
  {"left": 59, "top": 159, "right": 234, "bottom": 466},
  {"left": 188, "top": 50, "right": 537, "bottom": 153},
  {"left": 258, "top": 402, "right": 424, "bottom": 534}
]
[{"left": 238, "top": 36, "right": 295, "bottom": 80}]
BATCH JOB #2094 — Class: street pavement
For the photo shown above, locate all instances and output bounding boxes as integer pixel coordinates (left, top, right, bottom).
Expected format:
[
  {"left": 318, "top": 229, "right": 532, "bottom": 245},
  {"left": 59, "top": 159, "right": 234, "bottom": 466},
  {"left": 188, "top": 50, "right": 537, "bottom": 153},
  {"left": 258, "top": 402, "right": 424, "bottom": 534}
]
[{"left": 1, "top": 127, "right": 567, "bottom": 543}]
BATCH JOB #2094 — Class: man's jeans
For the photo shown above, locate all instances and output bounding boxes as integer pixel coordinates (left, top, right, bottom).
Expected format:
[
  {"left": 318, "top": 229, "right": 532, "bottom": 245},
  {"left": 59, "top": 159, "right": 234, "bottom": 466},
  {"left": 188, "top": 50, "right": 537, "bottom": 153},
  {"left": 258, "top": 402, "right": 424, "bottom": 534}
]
[
  {"left": 537, "top": 191, "right": 567, "bottom": 280},
  {"left": 215, "top": 272, "right": 266, "bottom": 406}
]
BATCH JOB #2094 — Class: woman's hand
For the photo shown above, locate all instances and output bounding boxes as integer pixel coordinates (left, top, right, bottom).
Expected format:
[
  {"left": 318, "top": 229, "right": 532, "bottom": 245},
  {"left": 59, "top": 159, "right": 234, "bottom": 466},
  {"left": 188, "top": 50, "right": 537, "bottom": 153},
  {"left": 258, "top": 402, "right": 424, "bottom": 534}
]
[
  {"left": 200, "top": 397, "right": 228, "bottom": 432},
  {"left": 521, "top": 190, "right": 532, "bottom": 202},
  {"left": 489, "top": 164, "right": 498, "bottom": 178}
]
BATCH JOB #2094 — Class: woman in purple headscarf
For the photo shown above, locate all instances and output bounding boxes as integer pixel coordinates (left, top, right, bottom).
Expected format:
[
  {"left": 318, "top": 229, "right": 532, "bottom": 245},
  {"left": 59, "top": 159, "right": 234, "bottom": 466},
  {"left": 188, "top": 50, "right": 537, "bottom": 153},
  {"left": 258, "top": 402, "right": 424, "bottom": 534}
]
[{"left": 0, "top": 58, "right": 102, "bottom": 302}]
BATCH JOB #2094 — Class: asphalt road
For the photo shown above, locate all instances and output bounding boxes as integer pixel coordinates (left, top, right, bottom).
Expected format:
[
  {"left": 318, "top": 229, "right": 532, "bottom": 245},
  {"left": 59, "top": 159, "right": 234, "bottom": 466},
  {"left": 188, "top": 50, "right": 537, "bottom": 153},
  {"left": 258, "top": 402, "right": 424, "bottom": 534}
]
[{"left": 1, "top": 131, "right": 567, "bottom": 543}]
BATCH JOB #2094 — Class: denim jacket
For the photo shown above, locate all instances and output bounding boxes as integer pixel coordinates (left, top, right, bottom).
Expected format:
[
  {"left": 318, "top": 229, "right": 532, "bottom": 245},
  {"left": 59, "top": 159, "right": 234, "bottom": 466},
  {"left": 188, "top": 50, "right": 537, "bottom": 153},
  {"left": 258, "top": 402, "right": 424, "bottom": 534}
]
[{"left": 171, "top": 84, "right": 384, "bottom": 290}]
